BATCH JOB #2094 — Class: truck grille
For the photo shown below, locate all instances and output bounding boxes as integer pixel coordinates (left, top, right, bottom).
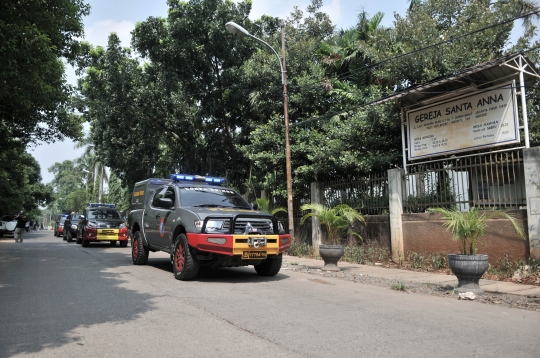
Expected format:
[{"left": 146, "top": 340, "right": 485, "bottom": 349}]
[{"left": 222, "top": 219, "right": 273, "bottom": 234}]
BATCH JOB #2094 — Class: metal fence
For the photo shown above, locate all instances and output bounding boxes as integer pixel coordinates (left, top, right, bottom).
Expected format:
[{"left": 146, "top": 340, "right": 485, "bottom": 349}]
[
  {"left": 404, "top": 149, "right": 526, "bottom": 212},
  {"left": 322, "top": 172, "right": 390, "bottom": 215}
]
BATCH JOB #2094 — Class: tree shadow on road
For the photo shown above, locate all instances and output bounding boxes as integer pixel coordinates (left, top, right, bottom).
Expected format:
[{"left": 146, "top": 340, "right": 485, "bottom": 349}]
[{"left": 0, "top": 241, "right": 158, "bottom": 358}]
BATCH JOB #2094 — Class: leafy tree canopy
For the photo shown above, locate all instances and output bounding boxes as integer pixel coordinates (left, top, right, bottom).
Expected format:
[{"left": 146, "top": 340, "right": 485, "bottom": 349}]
[{"left": 0, "top": 0, "right": 90, "bottom": 151}]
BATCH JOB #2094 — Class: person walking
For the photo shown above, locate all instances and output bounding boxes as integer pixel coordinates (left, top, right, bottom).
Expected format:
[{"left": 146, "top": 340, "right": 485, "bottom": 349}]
[{"left": 14, "top": 211, "right": 28, "bottom": 243}]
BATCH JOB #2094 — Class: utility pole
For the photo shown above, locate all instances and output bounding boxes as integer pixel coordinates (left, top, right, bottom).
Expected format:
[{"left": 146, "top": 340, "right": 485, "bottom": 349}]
[{"left": 281, "top": 20, "right": 294, "bottom": 240}]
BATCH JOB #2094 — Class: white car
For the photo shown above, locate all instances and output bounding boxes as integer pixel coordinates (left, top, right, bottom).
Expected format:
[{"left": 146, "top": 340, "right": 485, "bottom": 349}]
[{"left": 0, "top": 215, "right": 17, "bottom": 237}]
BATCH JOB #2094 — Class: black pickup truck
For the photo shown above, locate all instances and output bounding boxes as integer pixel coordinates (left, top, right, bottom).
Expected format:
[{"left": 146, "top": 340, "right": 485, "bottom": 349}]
[{"left": 127, "top": 174, "right": 291, "bottom": 280}]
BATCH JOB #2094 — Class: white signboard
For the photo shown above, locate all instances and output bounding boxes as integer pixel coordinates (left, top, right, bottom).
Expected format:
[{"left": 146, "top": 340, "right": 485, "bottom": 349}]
[{"left": 407, "top": 85, "right": 518, "bottom": 160}]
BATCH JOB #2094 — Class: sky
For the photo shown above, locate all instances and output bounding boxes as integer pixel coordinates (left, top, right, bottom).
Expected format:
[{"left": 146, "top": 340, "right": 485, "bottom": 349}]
[{"left": 31, "top": 0, "right": 530, "bottom": 184}]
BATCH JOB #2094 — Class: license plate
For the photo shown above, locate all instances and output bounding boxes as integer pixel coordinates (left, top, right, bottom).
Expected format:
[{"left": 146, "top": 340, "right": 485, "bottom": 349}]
[
  {"left": 242, "top": 251, "right": 267, "bottom": 259},
  {"left": 99, "top": 229, "right": 116, "bottom": 235}
]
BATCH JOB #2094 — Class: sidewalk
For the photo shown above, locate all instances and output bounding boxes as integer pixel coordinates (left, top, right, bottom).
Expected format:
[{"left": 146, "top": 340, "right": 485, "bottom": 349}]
[{"left": 283, "top": 255, "right": 540, "bottom": 297}]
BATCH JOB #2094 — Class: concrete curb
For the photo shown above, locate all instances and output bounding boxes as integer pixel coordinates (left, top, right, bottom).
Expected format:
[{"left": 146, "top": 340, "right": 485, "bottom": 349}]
[{"left": 283, "top": 255, "right": 540, "bottom": 297}]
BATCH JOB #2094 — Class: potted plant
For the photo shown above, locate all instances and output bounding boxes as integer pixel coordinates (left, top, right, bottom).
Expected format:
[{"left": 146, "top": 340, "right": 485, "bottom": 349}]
[
  {"left": 430, "top": 207, "right": 524, "bottom": 294},
  {"left": 300, "top": 203, "right": 365, "bottom": 271}
]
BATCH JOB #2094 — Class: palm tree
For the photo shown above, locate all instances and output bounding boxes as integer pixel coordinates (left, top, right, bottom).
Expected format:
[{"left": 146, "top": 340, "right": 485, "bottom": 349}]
[
  {"left": 74, "top": 135, "right": 109, "bottom": 202},
  {"left": 429, "top": 208, "right": 524, "bottom": 255},
  {"left": 255, "top": 198, "right": 287, "bottom": 216},
  {"left": 300, "top": 203, "right": 365, "bottom": 245}
]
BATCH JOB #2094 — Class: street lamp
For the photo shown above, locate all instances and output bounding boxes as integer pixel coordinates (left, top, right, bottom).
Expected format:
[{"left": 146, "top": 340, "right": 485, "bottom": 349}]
[{"left": 225, "top": 20, "right": 295, "bottom": 240}]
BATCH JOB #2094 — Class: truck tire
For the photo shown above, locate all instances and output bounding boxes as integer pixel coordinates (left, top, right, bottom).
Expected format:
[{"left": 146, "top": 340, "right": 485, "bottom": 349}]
[
  {"left": 132, "top": 231, "right": 149, "bottom": 265},
  {"left": 254, "top": 254, "right": 282, "bottom": 276},
  {"left": 82, "top": 239, "right": 89, "bottom": 247},
  {"left": 67, "top": 231, "right": 73, "bottom": 242},
  {"left": 120, "top": 240, "right": 128, "bottom": 248},
  {"left": 173, "top": 234, "right": 199, "bottom": 281}
]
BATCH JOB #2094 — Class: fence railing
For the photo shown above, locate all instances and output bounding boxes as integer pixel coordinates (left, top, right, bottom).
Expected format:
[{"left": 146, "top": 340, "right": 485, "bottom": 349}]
[
  {"left": 322, "top": 172, "right": 390, "bottom": 215},
  {"left": 404, "top": 149, "right": 526, "bottom": 212}
]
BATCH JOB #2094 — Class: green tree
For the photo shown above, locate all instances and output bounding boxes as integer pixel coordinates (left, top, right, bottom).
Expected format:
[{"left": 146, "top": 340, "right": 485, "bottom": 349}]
[
  {"left": 0, "top": 0, "right": 90, "bottom": 152},
  {"left": 106, "top": 173, "right": 130, "bottom": 212},
  {"left": 0, "top": 149, "right": 54, "bottom": 214},
  {"left": 65, "top": 189, "right": 88, "bottom": 213},
  {"left": 48, "top": 160, "right": 84, "bottom": 214}
]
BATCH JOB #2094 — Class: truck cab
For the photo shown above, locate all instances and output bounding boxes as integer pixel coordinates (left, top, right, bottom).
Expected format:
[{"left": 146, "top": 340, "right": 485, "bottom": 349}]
[{"left": 128, "top": 174, "right": 291, "bottom": 280}]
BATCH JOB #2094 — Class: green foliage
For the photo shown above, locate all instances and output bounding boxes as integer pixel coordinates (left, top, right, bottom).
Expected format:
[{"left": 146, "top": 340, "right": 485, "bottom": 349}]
[
  {"left": 429, "top": 252, "right": 447, "bottom": 270},
  {"left": 106, "top": 173, "right": 130, "bottom": 212},
  {"left": 300, "top": 203, "right": 365, "bottom": 245},
  {"left": 407, "top": 252, "right": 426, "bottom": 269},
  {"left": 286, "top": 241, "right": 314, "bottom": 257},
  {"left": 0, "top": 148, "right": 53, "bottom": 214},
  {"left": 429, "top": 207, "right": 525, "bottom": 255},
  {"left": 65, "top": 189, "right": 88, "bottom": 213},
  {"left": 342, "top": 245, "right": 391, "bottom": 264},
  {"left": 0, "top": 0, "right": 89, "bottom": 152},
  {"left": 391, "top": 280, "right": 407, "bottom": 291},
  {"left": 47, "top": 160, "right": 84, "bottom": 215},
  {"left": 254, "top": 197, "right": 287, "bottom": 216},
  {"left": 70, "top": 0, "right": 540, "bottom": 205}
]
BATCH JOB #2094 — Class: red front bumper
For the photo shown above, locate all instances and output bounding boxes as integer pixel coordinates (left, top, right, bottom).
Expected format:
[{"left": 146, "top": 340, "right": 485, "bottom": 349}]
[{"left": 186, "top": 233, "right": 291, "bottom": 257}]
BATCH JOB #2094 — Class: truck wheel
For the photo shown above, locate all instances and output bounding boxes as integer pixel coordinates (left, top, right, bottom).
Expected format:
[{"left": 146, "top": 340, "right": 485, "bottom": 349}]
[
  {"left": 254, "top": 254, "right": 283, "bottom": 276},
  {"left": 82, "top": 239, "right": 89, "bottom": 247},
  {"left": 120, "top": 241, "right": 128, "bottom": 248},
  {"left": 67, "top": 231, "right": 73, "bottom": 242},
  {"left": 173, "top": 234, "right": 199, "bottom": 281},
  {"left": 132, "top": 231, "right": 148, "bottom": 265}
]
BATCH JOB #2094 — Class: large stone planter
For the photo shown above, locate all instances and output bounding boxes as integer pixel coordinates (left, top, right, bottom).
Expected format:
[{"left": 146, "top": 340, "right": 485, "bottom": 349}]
[
  {"left": 319, "top": 244, "right": 344, "bottom": 271},
  {"left": 448, "top": 254, "right": 489, "bottom": 294}
]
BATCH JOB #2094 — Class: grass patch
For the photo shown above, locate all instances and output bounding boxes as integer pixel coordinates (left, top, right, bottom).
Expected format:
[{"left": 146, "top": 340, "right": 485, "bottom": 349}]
[
  {"left": 391, "top": 280, "right": 407, "bottom": 291},
  {"left": 286, "top": 242, "right": 313, "bottom": 257}
]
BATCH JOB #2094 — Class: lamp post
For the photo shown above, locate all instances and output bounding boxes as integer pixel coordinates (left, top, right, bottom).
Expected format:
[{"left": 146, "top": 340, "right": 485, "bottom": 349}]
[{"left": 225, "top": 20, "right": 295, "bottom": 239}]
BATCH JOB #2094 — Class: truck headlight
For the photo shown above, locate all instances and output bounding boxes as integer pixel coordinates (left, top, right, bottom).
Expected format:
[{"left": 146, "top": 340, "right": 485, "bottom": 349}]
[{"left": 195, "top": 220, "right": 224, "bottom": 232}]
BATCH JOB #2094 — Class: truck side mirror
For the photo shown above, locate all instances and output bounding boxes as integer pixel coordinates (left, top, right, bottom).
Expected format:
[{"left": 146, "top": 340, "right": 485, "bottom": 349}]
[
  {"left": 158, "top": 198, "right": 173, "bottom": 209},
  {"left": 251, "top": 203, "right": 259, "bottom": 210}
]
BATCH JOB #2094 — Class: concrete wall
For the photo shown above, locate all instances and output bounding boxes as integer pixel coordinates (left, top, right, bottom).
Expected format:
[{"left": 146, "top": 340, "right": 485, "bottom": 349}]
[
  {"left": 402, "top": 210, "right": 529, "bottom": 264},
  {"left": 351, "top": 215, "right": 391, "bottom": 248}
]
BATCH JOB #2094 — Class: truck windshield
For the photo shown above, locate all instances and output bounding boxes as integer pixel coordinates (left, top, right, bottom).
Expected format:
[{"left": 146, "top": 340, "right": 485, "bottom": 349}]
[
  {"left": 178, "top": 187, "right": 251, "bottom": 209},
  {"left": 88, "top": 208, "right": 121, "bottom": 220}
]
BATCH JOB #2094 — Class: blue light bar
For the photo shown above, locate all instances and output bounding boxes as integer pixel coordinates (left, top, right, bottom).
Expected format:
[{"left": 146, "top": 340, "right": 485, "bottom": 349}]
[
  {"left": 170, "top": 174, "right": 195, "bottom": 181},
  {"left": 170, "top": 174, "right": 225, "bottom": 185},
  {"left": 205, "top": 177, "right": 226, "bottom": 184},
  {"left": 87, "top": 203, "right": 116, "bottom": 208},
  {"left": 148, "top": 179, "right": 168, "bottom": 185}
]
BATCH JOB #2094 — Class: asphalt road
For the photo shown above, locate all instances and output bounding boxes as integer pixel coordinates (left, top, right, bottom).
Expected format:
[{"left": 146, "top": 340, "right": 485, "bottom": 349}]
[{"left": 1, "top": 231, "right": 539, "bottom": 358}]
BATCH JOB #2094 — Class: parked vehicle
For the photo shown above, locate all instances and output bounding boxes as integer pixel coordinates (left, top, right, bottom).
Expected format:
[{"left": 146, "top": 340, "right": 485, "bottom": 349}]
[
  {"left": 127, "top": 174, "right": 291, "bottom": 281},
  {"left": 0, "top": 215, "right": 17, "bottom": 237},
  {"left": 54, "top": 215, "right": 68, "bottom": 237},
  {"left": 77, "top": 204, "right": 128, "bottom": 247},
  {"left": 63, "top": 213, "right": 82, "bottom": 242}
]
